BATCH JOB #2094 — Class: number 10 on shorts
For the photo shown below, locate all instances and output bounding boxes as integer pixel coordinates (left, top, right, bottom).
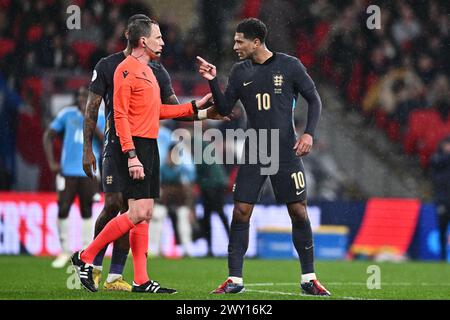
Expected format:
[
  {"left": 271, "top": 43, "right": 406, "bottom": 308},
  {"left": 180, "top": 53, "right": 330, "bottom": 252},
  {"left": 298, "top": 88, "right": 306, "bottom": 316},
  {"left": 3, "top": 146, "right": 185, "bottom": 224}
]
[{"left": 291, "top": 171, "right": 305, "bottom": 190}]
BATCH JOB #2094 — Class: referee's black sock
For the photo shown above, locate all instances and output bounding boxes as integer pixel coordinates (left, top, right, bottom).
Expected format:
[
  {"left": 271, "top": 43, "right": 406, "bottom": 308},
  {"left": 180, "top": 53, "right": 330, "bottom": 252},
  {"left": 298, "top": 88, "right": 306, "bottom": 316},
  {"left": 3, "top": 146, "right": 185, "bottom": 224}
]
[
  {"left": 292, "top": 218, "right": 315, "bottom": 275},
  {"left": 228, "top": 222, "right": 250, "bottom": 278}
]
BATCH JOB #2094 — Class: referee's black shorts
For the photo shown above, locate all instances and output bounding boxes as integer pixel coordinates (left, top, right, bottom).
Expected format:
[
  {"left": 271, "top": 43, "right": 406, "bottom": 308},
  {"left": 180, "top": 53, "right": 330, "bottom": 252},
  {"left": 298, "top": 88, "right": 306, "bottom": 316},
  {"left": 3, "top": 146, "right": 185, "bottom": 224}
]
[{"left": 102, "top": 136, "right": 160, "bottom": 200}]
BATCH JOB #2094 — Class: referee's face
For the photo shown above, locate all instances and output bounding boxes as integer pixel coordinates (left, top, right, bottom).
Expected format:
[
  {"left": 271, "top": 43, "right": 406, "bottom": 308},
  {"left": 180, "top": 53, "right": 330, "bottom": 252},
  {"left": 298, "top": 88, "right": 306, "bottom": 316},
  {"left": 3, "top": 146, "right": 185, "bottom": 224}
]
[
  {"left": 144, "top": 24, "right": 164, "bottom": 59},
  {"left": 233, "top": 32, "right": 256, "bottom": 60}
]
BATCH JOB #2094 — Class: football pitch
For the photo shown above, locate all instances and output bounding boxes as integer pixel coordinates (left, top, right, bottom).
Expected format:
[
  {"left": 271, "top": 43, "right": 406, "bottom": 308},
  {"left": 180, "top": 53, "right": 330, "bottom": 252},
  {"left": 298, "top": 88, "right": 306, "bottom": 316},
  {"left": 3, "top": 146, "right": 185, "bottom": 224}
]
[{"left": 0, "top": 256, "right": 449, "bottom": 300}]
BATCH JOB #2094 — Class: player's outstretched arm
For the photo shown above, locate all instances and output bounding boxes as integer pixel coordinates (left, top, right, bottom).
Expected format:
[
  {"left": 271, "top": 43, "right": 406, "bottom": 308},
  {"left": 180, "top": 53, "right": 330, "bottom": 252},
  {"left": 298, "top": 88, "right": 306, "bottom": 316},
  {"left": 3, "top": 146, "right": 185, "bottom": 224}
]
[
  {"left": 196, "top": 56, "right": 237, "bottom": 116},
  {"left": 82, "top": 91, "right": 103, "bottom": 178}
]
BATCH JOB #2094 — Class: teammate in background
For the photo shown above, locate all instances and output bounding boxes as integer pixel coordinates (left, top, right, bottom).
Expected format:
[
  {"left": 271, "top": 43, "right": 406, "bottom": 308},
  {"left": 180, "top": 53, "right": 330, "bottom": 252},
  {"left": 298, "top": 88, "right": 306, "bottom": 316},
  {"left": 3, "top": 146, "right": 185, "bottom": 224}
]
[
  {"left": 159, "top": 142, "right": 197, "bottom": 257},
  {"left": 71, "top": 18, "right": 212, "bottom": 293},
  {"left": 197, "top": 18, "right": 331, "bottom": 296},
  {"left": 43, "top": 86, "right": 105, "bottom": 268},
  {"left": 81, "top": 14, "right": 226, "bottom": 291}
]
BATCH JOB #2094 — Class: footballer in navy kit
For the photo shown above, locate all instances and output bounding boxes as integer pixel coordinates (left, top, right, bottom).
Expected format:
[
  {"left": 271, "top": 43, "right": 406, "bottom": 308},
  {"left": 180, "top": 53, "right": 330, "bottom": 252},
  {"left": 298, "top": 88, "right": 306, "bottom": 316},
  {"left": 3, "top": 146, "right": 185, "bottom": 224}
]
[{"left": 197, "top": 18, "right": 330, "bottom": 296}]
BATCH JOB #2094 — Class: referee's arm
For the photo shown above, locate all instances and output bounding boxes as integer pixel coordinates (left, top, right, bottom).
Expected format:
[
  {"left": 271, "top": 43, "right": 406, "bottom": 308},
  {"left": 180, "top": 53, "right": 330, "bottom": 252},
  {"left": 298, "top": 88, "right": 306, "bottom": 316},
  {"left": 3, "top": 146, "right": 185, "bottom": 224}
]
[{"left": 113, "top": 71, "right": 135, "bottom": 153}]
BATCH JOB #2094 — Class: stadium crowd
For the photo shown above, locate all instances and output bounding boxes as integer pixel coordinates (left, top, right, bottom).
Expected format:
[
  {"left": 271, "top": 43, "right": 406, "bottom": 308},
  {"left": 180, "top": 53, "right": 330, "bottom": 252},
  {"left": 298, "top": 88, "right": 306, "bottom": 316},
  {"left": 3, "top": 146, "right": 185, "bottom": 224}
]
[
  {"left": 240, "top": 0, "right": 449, "bottom": 168},
  {"left": 0, "top": 0, "right": 449, "bottom": 200}
]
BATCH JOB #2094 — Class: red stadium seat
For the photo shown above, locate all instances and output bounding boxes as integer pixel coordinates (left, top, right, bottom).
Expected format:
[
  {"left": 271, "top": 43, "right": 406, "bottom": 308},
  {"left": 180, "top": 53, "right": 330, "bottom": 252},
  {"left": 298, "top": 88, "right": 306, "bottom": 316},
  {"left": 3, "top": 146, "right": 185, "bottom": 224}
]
[
  {"left": 170, "top": 79, "right": 184, "bottom": 96},
  {"left": 26, "top": 25, "right": 44, "bottom": 42},
  {"left": 0, "top": 0, "right": 11, "bottom": 9},
  {"left": 22, "top": 77, "right": 43, "bottom": 99},
  {"left": 71, "top": 41, "right": 98, "bottom": 69},
  {"left": 403, "top": 108, "right": 450, "bottom": 167},
  {"left": 65, "top": 77, "right": 89, "bottom": 91},
  {"left": 0, "top": 38, "right": 15, "bottom": 58},
  {"left": 314, "top": 22, "right": 331, "bottom": 47},
  {"left": 386, "top": 119, "right": 400, "bottom": 142},
  {"left": 374, "top": 109, "right": 388, "bottom": 129},
  {"left": 346, "top": 62, "right": 363, "bottom": 106},
  {"left": 296, "top": 32, "right": 315, "bottom": 69},
  {"left": 192, "top": 82, "right": 210, "bottom": 96},
  {"left": 241, "top": 0, "right": 261, "bottom": 18}
]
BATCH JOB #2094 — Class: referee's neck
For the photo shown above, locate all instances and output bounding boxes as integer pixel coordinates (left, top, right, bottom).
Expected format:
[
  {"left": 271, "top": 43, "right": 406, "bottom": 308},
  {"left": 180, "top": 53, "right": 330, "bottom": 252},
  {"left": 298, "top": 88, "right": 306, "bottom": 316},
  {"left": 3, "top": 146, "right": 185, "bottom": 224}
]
[{"left": 130, "top": 48, "right": 150, "bottom": 65}]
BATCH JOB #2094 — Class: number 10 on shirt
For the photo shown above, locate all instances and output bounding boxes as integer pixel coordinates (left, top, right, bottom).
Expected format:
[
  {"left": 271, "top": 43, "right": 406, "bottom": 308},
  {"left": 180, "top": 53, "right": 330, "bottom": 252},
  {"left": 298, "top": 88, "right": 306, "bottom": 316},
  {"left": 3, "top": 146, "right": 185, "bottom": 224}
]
[{"left": 256, "top": 93, "right": 271, "bottom": 111}]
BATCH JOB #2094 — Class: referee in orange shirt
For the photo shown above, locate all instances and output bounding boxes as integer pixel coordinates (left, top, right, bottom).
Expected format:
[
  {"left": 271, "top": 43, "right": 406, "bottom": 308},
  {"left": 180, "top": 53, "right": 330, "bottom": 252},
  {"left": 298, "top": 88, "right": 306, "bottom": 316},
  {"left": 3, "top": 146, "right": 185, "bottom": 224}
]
[{"left": 71, "top": 18, "right": 212, "bottom": 294}]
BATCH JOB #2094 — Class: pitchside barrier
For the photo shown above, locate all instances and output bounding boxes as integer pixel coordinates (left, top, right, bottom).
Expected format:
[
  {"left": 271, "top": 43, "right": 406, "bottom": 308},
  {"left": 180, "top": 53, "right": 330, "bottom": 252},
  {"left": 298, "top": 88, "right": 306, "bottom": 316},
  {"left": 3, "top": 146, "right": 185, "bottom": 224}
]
[{"left": 0, "top": 192, "right": 448, "bottom": 261}]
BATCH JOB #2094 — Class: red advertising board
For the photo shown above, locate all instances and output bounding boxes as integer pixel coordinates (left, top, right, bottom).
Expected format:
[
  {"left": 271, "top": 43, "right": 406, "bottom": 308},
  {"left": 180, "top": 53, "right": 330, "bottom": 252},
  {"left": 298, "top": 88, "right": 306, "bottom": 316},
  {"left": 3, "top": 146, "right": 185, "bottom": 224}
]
[{"left": 0, "top": 192, "right": 103, "bottom": 256}]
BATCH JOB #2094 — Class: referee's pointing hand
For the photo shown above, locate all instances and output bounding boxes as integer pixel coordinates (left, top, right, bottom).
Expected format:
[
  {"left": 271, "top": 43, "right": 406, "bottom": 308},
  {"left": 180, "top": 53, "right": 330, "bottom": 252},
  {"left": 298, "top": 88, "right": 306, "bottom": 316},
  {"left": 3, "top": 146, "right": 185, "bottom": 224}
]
[{"left": 128, "top": 157, "right": 145, "bottom": 180}]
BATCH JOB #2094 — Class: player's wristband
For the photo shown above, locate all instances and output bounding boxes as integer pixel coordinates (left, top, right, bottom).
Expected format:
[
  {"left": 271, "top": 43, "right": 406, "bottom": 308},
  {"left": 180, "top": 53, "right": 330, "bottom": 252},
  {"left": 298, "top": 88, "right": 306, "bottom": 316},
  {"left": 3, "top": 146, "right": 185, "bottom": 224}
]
[
  {"left": 191, "top": 100, "right": 199, "bottom": 114},
  {"left": 198, "top": 109, "right": 207, "bottom": 120}
]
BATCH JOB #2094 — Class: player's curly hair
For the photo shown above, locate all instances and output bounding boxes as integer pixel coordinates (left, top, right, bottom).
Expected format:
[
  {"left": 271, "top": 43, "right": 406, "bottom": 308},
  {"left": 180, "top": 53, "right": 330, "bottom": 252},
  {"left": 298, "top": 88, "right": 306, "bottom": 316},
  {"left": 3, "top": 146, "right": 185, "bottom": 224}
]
[{"left": 236, "top": 18, "right": 267, "bottom": 43}]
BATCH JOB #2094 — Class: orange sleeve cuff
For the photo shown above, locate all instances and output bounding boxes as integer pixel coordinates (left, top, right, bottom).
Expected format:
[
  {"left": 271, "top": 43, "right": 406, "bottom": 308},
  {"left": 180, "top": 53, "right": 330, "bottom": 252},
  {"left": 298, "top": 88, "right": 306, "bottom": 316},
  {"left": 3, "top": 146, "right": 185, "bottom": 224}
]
[{"left": 159, "top": 102, "right": 194, "bottom": 120}]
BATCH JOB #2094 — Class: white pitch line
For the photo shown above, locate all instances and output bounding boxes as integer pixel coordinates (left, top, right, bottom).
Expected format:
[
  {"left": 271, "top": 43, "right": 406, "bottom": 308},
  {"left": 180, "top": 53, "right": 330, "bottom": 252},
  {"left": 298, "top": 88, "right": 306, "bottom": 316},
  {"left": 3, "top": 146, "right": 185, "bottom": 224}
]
[
  {"left": 246, "top": 282, "right": 450, "bottom": 287},
  {"left": 246, "top": 289, "right": 371, "bottom": 300}
]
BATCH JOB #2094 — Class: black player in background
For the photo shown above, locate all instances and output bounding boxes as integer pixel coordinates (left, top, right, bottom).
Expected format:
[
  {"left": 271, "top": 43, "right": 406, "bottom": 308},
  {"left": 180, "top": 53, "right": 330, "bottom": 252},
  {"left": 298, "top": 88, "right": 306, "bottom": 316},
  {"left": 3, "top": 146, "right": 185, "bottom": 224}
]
[
  {"left": 197, "top": 18, "right": 330, "bottom": 296},
  {"left": 82, "top": 14, "right": 226, "bottom": 291}
]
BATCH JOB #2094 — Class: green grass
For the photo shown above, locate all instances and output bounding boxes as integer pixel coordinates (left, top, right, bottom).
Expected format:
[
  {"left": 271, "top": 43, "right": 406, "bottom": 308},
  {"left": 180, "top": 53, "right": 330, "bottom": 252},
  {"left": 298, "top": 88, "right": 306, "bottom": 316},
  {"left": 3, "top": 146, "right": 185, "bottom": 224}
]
[{"left": 0, "top": 256, "right": 449, "bottom": 300}]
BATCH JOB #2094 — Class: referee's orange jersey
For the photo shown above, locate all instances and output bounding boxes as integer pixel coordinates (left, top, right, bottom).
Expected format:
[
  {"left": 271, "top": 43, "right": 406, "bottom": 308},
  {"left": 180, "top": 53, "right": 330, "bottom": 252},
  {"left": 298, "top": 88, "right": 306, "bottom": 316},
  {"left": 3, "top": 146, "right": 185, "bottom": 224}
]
[{"left": 113, "top": 55, "right": 194, "bottom": 152}]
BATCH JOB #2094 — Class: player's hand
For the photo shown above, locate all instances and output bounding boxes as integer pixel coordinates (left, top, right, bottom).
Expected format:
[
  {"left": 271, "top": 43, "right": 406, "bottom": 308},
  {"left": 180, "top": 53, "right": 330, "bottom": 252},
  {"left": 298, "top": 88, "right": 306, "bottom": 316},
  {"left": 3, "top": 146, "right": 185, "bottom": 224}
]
[
  {"left": 293, "top": 133, "right": 313, "bottom": 157},
  {"left": 128, "top": 157, "right": 145, "bottom": 180},
  {"left": 196, "top": 56, "right": 216, "bottom": 80},
  {"left": 195, "top": 93, "right": 214, "bottom": 109},
  {"left": 206, "top": 106, "right": 231, "bottom": 121},
  {"left": 49, "top": 162, "right": 61, "bottom": 174},
  {"left": 198, "top": 95, "right": 214, "bottom": 110},
  {"left": 82, "top": 149, "right": 96, "bottom": 178}
]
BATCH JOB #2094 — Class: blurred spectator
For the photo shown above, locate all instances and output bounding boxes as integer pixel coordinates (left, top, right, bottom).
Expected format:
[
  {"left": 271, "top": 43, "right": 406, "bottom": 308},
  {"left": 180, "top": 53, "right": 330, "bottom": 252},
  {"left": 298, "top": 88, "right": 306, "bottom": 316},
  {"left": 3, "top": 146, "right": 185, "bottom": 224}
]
[
  {"left": 159, "top": 143, "right": 197, "bottom": 257},
  {"left": 37, "top": 34, "right": 70, "bottom": 69},
  {"left": 391, "top": 3, "right": 421, "bottom": 50},
  {"left": 199, "top": 0, "right": 231, "bottom": 66},
  {"left": 426, "top": 74, "right": 450, "bottom": 107},
  {"left": 415, "top": 52, "right": 436, "bottom": 86},
  {"left": 259, "top": 0, "right": 297, "bottom": 55},
  {"left": 67, "top": 10, "right": 103, "bottom": 44},
  {"left": 429, "top": 136, "right": 450, "bottom": 261},
  {"left": 159, "top": 19, "right": 183, "bottom": 71},
  {"left": 0, "top": 74, "right": 21, "bottom": 190},
  {"left": 404, "top": 98, "right": 450, "bottom": 167}
]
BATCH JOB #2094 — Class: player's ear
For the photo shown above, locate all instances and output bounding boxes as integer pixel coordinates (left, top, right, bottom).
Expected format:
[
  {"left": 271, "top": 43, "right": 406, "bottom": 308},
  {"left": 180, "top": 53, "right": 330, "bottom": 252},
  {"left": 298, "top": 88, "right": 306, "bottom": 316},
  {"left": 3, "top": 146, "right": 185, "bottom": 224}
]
[{"left": 124, "top": 31, "right": 129, "bottom": 40}]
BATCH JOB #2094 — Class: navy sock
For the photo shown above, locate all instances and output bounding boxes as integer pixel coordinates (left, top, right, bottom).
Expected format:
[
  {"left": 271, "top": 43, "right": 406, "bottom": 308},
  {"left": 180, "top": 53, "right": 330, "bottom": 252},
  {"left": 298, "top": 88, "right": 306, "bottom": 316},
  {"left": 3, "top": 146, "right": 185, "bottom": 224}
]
[
  {"left": 228, "top": 222, "right": 250, "bottom": 278},
  {"left": 93, "top": 246, "right": 108, "bottom": 267},
  {"left": 292, "top": 218, "right": 315, "bottom": 274},
  {"left": 110, "top": 247, "right": 128, "bottom": 275}
]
